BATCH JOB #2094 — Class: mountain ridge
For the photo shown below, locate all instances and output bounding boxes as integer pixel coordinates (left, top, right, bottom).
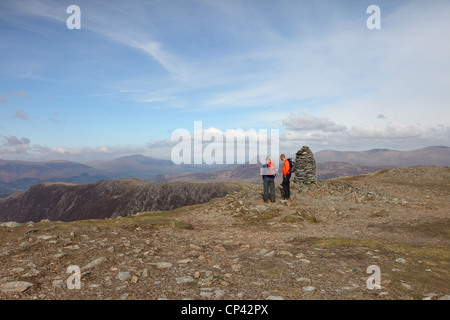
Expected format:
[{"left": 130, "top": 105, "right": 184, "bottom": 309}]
[
  {"left": 0, "top": 179, "right": 243, "bottom": 223},
  {"left": 314, "top": 146, "right": 449, "bottom": 166}
]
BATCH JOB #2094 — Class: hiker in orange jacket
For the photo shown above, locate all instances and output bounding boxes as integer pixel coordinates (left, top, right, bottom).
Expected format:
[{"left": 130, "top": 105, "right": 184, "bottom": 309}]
[{"left": 280, "top": 154, "right": 291, "bottom": 200}]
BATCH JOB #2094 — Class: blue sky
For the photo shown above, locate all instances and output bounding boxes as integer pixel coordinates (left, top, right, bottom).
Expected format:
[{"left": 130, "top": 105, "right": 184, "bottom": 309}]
[{"left": 0, "top": 0, "right": 449, "bottom": 162}]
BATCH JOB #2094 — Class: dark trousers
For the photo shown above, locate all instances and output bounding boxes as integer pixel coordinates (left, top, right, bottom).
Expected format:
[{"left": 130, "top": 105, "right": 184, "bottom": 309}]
[
  {"left": 282, "top": 174, "right": 291, "bottom": 199},
  {"left": 263, "top": 177, "right": 275, "bottom": 201}
]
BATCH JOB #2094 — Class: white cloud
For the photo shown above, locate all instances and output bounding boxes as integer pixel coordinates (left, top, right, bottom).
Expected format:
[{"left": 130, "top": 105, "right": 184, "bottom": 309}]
[
  {"left": 282, "top": 114, "right": 347, "bottom": 133},
  {"left": 347, "top": 123, "right": 423, "bottom": 139},
  {"left": 0, "top": 136, "right": 31, "bottom": 156},
  {"left": 2, "top": 136, "right": 30, "bottom": 146}
]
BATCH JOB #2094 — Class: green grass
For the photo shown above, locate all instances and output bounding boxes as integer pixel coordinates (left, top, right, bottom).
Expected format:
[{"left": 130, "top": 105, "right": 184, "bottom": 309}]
[{"left": 291, "top": 236, "right": 450, "bottom": 265}]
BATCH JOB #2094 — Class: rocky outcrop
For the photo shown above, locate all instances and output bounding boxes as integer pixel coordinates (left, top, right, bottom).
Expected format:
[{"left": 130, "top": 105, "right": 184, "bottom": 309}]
[
  {"left": 0, "top": 179, "right": 242, "bottom": 223},
  {"left": 294, "top": 146, "right": 316, "bottom": 184}
]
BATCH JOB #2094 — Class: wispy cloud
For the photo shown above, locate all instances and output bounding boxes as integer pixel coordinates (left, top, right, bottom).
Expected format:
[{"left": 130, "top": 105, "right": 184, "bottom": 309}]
[
  {"left": 0, "top": 91, "right": 28, "bottom": 104},
  {"left": 283, "top": 114, "right": 347, "bottom": 133},
  {"left": 13, "top": 110, "right": 29, "bottom": 120}
]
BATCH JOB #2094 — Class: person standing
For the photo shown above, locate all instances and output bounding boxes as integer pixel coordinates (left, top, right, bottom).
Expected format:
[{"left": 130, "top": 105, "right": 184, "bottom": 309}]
[
  {"left": 262, "top": 156, "right": 276, "bottom": 203},
  {"left": 280, "top": 154, "right": 291, "bottom": 200}
]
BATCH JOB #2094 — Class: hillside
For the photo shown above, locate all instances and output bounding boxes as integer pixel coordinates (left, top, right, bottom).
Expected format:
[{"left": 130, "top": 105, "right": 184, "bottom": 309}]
[
  {"left": 0, "top": 166, "right": 448, "bottom": 301},
  {"left": 0, "top": 180, "right": 243, "bottom": 223}
]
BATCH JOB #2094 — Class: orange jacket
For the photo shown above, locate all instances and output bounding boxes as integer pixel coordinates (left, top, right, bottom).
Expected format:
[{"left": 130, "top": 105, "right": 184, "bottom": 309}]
[{"left": 282, "top": 158, "right": 290, "bottom": 176}]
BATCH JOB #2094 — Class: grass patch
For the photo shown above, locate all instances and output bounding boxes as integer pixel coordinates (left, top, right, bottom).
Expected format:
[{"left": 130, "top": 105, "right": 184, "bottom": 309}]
[
  {"left": 242, "top": 208, "right": 280, "bottom": 222},
  {"left": 115, "top": 211, "right": 193, "bottom": 229},
  {"left": 291, "top": 235, "right": 450, "bottom": 298},
  {"left": 292, "top": 236, "right": 450, "bottom": 263},
  {"left": 281, "top": 212, "right": 319, "bottom": 223}
]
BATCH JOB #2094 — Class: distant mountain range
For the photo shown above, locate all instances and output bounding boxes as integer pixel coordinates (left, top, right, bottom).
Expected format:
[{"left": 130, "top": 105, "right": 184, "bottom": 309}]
[
  {"left": 314, "top": 146, "right": 450, "bottom": 167},
  {"left": 158, "top": 162, "right": 393, "bottom": 183},
  {"left": 0, "top": 146, "right": 448, "bottom": 198},
  {"left": 0, "top": 155, "right": 236, "bottom": 198}
]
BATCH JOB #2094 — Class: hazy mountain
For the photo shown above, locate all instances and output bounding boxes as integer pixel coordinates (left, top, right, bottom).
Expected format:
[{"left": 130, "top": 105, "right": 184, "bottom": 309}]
[
  {"left": 314, "top": 146, "right": 450, "bottom": 166},
  {"left": 0, "top": 159, "right": 105, "bottom": 183},
  {"left": 315, "top": 162, "right": 393, "bottom": 180},
  {"left": 0, "top": 159, "right": 111, "bottom": 198},
  {"left": 0, "top": 155, "right": 236, "bottom": 198},
  {"left": 0, "top": 179, "right": 243, "bottom": 222},
  {"left": 85, "top": 154, "right": 173, "bottom": 174},
  {"left": 157, "top": 164, "right": 275, "bottom": 184},
  {"left": 157, "top": 162, "right": 393, "bottom": 183},
  {"left": 85, "top": 154, "right": 237, "bottom": 179}
]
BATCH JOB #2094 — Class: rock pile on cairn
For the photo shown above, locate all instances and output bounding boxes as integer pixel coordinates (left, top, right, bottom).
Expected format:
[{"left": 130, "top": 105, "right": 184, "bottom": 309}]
[{"left": 294, "top": 146, "right": 317, "bottom": 185}]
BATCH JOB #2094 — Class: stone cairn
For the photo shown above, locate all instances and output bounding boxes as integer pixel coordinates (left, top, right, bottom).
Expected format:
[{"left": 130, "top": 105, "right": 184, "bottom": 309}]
[{"left": 294, "top": 146, "right": 317, "bottom": 184}]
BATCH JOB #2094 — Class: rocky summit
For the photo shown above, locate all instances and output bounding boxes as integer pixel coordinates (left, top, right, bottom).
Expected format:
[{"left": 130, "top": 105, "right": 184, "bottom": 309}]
[{"left": 0, "top": 166, "right": 449, "bottom": 300}]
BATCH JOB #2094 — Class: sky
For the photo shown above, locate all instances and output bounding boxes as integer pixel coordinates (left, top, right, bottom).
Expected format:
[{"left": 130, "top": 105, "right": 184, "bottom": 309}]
[{"left": 0, "top": 0, "right": 449, "bottom": 162}]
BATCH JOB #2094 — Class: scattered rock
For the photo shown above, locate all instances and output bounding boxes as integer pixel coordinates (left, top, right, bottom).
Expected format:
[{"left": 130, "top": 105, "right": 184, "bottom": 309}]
[
  {"left": 302, "top": 286, "right": 316, "bottom": 292},
  {"left": 276, "top": 250, "right": 293, "bottom": 258},
  {"left": 256, "top": 248, "right": 268, "bottom": 255},
  {"left": 422, "top": 293, "right": 437, "bottom": 300},
  {"left": 215, "top": 289, "right": 225, "bottom": 298},
  {"left": 0, "top": 222, "right": 21, "bottom": 228},
  {"left": 176, "top": 276, "right": 194, "bottom": 284},
  {"left": 20, "top": 241, "right": 30, "bottom": 249},
  {"left": 0, "top": 281, "right": 33, "bottom": 293},
  {"left": 150, "top": 262, "right": 173, "bottom": 269},
  {"left": 64, "top": 245, "right": 80, "bottom": 250},
  {"left": 264, "top": 250, "right": 277, "bottom": 257},
  {"left": 231, "top": 264, "right": 242, "bottom": 272},
  {"left": 52, "top": 280, "right": 64, "bottom": 288},
  {"left": 23, "top": 268, "right": 40, "bottom": 278},
  {"left": 116, "top": 272, "right": 132, "bottom": 281},
  {"left": 298, "top": 259, "right": 311, "bottom": 264},
  {"left": 177, "top": 259, "right": 192, "bottom": 264},
  {"left": 83, "top": 257, "right": 106, "bottom": 270},
  {"left": 37, "top": 235, "right": 53, "bottom": 240},
  {"left": 401, "top": 282, "right": 412, "bottom": 290},
  {"left": 266, "top": 295, "right": 284, "bottom": 300}
]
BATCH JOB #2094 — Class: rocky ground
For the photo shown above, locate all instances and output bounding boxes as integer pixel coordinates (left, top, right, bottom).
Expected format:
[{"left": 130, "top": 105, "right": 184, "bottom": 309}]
[{"left": 0, "top": 166, "right": 448, "bottom": 300}]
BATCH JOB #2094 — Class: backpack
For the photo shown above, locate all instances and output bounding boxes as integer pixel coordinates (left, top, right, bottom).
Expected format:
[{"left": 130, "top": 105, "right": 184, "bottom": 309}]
[{"left": 287, "top": 158, "right": 296, "bottom": 174}]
